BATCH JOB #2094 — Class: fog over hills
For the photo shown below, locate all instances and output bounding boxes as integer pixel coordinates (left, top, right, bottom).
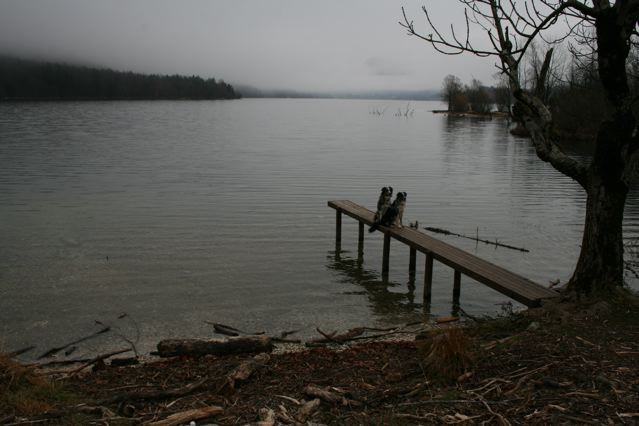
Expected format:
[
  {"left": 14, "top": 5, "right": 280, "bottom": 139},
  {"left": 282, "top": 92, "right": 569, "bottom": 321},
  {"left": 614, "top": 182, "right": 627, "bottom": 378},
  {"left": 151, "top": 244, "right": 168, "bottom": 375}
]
[{"left": 232, "top": 84, "right": 439, "bottom": 101}]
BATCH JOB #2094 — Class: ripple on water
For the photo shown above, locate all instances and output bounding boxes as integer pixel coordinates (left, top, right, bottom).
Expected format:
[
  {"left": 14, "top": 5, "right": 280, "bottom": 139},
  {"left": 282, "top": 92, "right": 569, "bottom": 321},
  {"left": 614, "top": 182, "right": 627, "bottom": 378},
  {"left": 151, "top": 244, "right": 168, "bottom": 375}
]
[{"left": 0, "top": 99, "right": 637, "bottom": 357}]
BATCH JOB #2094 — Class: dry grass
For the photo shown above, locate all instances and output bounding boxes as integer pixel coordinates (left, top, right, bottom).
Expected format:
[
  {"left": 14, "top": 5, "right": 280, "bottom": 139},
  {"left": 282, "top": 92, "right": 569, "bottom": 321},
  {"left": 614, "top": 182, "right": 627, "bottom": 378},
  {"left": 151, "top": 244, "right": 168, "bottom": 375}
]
[
  {"left": 0, "top": 353, "right": 72, "bottom": 417},
  {"left": 416, "top": 327, "right": 475, "bottom": 382}
]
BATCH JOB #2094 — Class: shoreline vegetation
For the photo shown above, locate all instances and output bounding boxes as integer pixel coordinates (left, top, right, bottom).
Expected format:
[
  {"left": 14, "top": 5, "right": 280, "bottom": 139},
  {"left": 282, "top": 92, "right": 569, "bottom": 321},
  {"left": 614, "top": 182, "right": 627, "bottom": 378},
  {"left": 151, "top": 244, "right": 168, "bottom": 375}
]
[
  {"left": 431, "top": 109, "right": 510, "bottom": 119},
  {"left": 1, "top": 294, "right": 637, "bottom": 425},
  {"left": 0, "top": 57, "right": 240, "bottom": 101}
]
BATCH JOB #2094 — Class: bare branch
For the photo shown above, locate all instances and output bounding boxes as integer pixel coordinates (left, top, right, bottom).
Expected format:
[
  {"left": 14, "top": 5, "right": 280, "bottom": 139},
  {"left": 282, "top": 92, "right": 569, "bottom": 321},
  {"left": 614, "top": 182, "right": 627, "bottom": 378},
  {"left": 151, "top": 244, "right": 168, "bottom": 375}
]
[{"left": 513, "top": 89, "right": 589, "bottom": 186}]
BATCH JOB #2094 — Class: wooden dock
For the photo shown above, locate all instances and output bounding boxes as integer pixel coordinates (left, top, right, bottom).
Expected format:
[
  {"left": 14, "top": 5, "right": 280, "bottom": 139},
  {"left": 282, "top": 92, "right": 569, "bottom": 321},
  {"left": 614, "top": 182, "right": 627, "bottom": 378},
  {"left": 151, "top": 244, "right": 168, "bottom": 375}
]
[{"left": 328, "top": 200, "right": 559, "bottom": 308}]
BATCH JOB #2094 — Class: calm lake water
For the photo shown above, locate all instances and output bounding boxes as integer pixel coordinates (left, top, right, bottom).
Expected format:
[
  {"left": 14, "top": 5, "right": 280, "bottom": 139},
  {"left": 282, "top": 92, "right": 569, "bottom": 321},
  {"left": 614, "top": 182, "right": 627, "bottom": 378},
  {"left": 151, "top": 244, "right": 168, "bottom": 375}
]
[{"left": 1, "top": 99, "right": 638, "bottom": 357}]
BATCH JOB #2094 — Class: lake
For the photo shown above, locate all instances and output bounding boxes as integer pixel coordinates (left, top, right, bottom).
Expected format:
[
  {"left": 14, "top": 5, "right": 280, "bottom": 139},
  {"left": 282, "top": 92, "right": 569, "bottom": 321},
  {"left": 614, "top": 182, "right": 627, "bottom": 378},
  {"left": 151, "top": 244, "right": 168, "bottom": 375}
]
[{"left": 1, "top": 99, "right": 637, "bottom": 357}]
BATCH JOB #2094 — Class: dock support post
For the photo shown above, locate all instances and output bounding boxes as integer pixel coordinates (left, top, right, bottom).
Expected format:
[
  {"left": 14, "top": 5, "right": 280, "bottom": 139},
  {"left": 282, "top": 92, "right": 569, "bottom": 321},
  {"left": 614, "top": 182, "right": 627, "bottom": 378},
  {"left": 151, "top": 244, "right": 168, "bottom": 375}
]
[
  {"left": 335, "top": 210, "right": 342, "bottom": 252},
  {"left": 358, "top": 222, "right": 364, "bottom": 255},
  {"left": 382, "top": 232, "right": 391, "bottom": 279},
  {"left": 424, "top": 253, "right": 433, "bottom": 303},
  {"left": 409, "top": 247, "right": 416, "bottom": 277},
  {"left": 453, "top": 270, "right": 461, "bottom": 312}
]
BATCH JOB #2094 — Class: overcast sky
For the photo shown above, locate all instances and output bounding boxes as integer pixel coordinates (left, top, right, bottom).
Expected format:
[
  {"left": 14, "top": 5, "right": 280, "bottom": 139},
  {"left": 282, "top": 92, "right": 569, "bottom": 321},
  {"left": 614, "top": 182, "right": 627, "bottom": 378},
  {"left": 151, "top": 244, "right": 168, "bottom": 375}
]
[{"left": 0, "top": 1, "right": 500, "bottom": 92}]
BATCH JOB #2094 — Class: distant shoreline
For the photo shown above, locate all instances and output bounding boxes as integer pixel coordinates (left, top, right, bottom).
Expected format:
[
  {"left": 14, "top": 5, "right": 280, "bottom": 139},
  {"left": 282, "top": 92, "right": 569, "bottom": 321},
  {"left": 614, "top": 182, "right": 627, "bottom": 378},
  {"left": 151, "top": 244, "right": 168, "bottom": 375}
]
[
  {"left": 0, "top": 97, "right": 242, "bottom": 102},
  {"left": 0, "top": 56, "right": 240, "bottom": 101}
]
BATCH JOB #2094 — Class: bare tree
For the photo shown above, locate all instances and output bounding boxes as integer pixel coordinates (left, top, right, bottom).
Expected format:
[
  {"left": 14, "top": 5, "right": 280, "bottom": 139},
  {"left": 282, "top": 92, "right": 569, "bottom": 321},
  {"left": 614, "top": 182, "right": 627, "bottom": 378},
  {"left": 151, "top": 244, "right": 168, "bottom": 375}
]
[
  {"left": 401, "top": 1, "right": 639, "bottom": 297},
  {"left": 441, "top": 74, "right": 468, "bottom": 111},
  {"left": 493, "top": 72, "right": 512, "bottom": 113},
  {"left": 466, "top": 78, "right": 493, "bottom": 113},
  {"left": 524, "top": 41, "right": 563, "bottom": 104}
]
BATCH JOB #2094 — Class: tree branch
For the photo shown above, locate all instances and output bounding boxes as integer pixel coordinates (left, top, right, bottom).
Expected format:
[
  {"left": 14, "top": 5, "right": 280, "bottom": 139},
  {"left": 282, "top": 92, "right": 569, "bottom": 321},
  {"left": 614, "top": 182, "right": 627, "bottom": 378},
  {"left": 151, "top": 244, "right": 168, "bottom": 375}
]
[{"left": 513, "top": 89, "right": 589, "bottom": 186}]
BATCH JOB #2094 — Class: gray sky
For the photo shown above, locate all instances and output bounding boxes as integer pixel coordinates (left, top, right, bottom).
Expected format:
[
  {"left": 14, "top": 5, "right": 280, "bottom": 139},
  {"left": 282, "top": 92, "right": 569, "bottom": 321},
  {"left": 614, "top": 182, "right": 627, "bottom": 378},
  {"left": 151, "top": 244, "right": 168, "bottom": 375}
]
[{"left": 0, "top": 1, "right": 499, "bottom": 92}]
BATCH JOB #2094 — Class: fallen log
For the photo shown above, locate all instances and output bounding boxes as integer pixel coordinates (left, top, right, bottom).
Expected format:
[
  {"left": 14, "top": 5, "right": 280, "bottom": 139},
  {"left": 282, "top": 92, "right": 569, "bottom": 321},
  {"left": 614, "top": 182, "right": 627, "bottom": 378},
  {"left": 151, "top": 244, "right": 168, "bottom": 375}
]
[
  {"left": 156, "top": 335, "right": 273, "bottom": 358},
  {"left": 145, "top": 406, "right": 223, "bottom": 426}
]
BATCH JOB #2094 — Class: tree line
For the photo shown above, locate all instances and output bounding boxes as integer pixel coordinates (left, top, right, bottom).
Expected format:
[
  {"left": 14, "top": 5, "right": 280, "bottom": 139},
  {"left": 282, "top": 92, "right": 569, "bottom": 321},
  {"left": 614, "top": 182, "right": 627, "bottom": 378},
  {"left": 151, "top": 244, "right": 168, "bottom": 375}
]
[
  {"left": 442, "top": 40, "right": 639, "bottom": 146},
  {"left": 440, "top": 75, "right": 499, "bottom": 114},
  {"left": 0, "top": 57, "right": 240, "bottom": 101}
]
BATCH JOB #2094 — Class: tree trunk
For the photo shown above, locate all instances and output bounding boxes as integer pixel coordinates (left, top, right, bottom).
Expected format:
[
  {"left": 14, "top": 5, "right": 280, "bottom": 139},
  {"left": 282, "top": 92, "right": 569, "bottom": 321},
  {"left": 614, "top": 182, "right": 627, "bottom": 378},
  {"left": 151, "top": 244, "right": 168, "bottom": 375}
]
[
  {"left": 568, "top": 173, "right": 628, "bottom": 295},
  {"left": 565, "top": 7, "right": 636, "bottom": 297}
]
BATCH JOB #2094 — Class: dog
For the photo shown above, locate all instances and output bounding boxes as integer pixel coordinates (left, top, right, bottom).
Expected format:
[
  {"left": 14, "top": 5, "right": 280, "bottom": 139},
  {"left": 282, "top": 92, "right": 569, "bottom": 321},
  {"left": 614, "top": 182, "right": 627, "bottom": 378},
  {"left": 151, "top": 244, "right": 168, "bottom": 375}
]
[
  {"left": 374, "top": 186, "right": 393, "bottom": 222},
  {"left": 369, "top": 191, "right": 407, "bottom": 233},
  {"left": 393, "top": 192, "right": 407, "bottom": 228}
]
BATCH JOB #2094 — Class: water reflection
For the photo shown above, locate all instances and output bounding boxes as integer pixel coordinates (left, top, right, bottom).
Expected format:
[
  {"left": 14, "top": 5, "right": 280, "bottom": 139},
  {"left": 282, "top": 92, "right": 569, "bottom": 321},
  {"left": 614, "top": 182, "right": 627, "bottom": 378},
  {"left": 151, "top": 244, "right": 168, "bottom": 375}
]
[{"left": 326, "top": 249, "right": 429, "bottom": 323}]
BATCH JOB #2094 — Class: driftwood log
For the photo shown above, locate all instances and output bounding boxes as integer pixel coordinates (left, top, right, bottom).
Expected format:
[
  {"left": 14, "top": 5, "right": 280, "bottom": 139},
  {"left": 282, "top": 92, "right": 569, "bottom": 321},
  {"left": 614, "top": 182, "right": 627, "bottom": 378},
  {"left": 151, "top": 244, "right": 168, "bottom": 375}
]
[
  {"left": 156, "top": 336, "right": 273, "bottom": 358},
  {"left": 226, "top": 353, "right": 270, "bottom": 389},
  {"left": 146, "top": 406, "right": 223, "bottom": 426}
]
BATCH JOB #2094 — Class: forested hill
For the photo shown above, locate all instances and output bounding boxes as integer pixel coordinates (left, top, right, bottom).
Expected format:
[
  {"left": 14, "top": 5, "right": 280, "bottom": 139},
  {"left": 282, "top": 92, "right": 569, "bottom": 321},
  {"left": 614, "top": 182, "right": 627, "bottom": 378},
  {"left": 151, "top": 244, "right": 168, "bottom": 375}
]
[{"left": 0, "top": 57, "right": 240, "bottom": 101}]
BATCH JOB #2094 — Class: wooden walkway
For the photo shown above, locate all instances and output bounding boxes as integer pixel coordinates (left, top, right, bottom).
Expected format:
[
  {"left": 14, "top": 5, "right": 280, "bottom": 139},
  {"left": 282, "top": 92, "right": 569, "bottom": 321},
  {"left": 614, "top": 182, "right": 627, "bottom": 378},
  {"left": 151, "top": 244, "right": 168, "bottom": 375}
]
[{"left": 329, "top": 200, "right": 559, "bottom": 308}]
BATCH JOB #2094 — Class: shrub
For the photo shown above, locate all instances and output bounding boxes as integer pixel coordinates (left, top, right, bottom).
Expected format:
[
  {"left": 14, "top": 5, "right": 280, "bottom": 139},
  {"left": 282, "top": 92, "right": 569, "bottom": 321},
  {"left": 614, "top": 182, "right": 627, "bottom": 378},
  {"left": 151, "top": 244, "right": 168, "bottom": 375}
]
[{"left": 416, "top": 328, "right": 474, "bottom": 382}]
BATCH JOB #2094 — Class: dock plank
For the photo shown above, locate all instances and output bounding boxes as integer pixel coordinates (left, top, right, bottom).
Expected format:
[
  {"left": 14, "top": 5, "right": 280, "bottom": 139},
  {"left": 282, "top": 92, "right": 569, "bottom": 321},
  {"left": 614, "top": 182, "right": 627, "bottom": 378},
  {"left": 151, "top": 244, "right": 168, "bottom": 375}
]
[{"left": 329, "top": 200, "right": 558, "bottom": 307}]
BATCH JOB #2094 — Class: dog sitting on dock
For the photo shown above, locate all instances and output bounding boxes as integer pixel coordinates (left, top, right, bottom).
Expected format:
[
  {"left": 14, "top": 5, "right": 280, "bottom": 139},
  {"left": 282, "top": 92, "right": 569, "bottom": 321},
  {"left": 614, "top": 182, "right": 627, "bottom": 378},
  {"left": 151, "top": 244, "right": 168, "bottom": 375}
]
[
  {"left": 393, "top": 192, "right": 407, "bottom": 228},
  {"left": 369, "top": 191, "right": 407, "bottom": 233},
  {"left": 374, "top": 186, "right": 393, "bottom": 222}
]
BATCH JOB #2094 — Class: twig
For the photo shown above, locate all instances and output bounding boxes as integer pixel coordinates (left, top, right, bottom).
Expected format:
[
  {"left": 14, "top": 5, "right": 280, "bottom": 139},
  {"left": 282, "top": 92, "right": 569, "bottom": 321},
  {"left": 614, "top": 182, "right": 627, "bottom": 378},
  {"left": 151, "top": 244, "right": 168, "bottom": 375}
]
[
  {"left": 274, "top": 395, "right": 301, "bottom": 405},
  {"left": 146, "top": 406, "right": 223, "bottom": 426},
  {"left": 563, "top": 391, "right": 601, "bottom": 399},
  {"left": 393, "top": 413, "right": 438, "bottom": 421},
  {"left": 38, "top": 327, "right": 111, "bottom": 359},
  {"left": 204, "top": 321, "right": 264, "bottom": 336},
  {"left": 34, "top": 358, "right": 93, "bottom": 368},
  {"left": 309, "top": 327, "right": 365, "bottom": 344},
  {"left": 279, "top": 329, "right": 301, "bottom": 338},
  {"left": 271, "top": 337, "right": 302, "bottom": 344},
  {"left": 509, "top": 363, "right": 554, "bottom": 380},
  {"left": 97, "top": 314, "right": 141, "bottom": 357},
  {"left": 559, "top": 415, "right": 600, "bottom": 424},
  {"left": 469, "top": 391, "right": 512, "bottom": 425},
  {"left": 458, "top": 307, "right": 484, "bottom": 322},
  {"left": 5, "top": 346, "right": 36, "bottom": 358},
  {"left": 69, "top": 348, "right": 132, "bottom": 375}
]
